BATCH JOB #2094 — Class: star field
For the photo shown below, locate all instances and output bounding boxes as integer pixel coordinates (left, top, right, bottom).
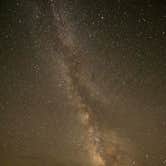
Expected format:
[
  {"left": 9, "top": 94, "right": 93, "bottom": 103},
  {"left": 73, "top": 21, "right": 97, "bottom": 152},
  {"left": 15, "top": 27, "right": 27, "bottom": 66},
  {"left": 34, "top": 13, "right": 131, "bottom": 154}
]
[{"left": 0, "top": 0, "right": 166, "bottom": 165}]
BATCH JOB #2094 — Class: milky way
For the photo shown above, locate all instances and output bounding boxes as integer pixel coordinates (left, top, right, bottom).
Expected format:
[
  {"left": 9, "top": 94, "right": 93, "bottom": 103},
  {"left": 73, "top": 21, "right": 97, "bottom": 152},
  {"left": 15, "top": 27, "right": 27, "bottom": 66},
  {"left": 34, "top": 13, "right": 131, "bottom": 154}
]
[{"left": 50, "top": 1, "right": 134, "bottom": 165}]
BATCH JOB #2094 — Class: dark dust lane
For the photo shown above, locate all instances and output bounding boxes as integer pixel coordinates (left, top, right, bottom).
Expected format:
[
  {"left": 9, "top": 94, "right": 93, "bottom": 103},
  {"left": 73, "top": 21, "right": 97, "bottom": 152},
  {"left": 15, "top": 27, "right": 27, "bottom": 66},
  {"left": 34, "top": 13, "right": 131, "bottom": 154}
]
[{"left": 0, "top": 0, "right": 166, "bottom": 166}]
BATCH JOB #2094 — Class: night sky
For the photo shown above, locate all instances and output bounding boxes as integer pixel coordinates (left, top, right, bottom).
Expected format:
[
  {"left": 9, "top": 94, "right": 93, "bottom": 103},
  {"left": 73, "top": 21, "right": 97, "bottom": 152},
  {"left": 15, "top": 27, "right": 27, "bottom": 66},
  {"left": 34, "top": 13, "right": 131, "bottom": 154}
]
[{"left": 0, "top": 0, "right": 166, "bottom": 165}]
